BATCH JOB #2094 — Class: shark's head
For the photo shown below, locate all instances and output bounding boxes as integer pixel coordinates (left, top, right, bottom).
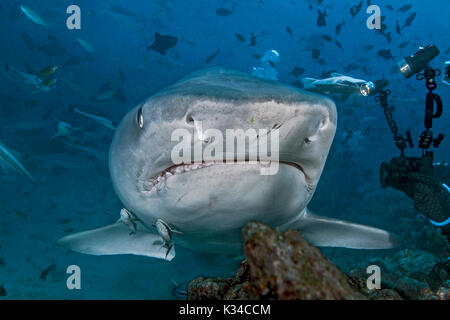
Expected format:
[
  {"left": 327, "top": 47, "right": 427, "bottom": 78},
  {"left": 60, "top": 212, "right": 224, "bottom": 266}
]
[{"left": 109, "top": 68, "right": 337, "bottom": 243}]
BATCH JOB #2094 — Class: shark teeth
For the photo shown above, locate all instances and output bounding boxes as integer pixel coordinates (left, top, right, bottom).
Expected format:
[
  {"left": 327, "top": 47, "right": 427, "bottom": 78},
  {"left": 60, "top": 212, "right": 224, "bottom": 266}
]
[{"left": 142, "top": 162, "right": 218, "bottom": 192}]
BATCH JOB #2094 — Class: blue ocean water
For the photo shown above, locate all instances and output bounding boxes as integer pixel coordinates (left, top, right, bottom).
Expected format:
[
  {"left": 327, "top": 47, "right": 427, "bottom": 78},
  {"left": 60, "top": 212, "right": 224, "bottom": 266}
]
[{"left": 0, "top": 0, "right": 449, "bottom": 299}]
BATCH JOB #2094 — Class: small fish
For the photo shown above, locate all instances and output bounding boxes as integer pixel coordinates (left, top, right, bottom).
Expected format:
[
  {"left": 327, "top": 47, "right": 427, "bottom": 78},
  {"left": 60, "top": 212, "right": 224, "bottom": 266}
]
[
  {"left": 312, "top": 49, "right": 320, "bottom": 59},
  {"left": 322, "top": 34, "right": 333, "bottom": 42},
  {"left": 385, "top": 31, "right": 392, "bottom": 44},
  {"left": 216, "top": 7, "right": 233, "bottom": 16},
  {"left": 350, "top": 1, "right": 363, "bottom": 17},
  {"left": 285, "top": 26, "right": 293, "bottom": 37},
  {"left": 336, "top": 20, "right": 345, "bottom": 35},
  {"left": 403, "top": 12, "right": 416, "bottom": 28},
  {"left": 249, "top": 32, "right": 257, "bottom": 47},
  {"left": 395, "top": 20, "right": 401, "bottom": 35},
  {"left": 399, "top": 41, "right": 409, "bottom": 49},
  {"left": 118, "top": 208, "right": 137, "bottom": 235},
  {"left": 252, "top": 53, "right": 261, "bottom": 60},
  {"left": 76, "top": 38, "right": 95, "bottom": 53},
  {"left": 71, "top": 106, "right": 116, "bottom": 130},
  {"left": 398, "top": 4, "right": 413, "bottom": 13},
  {"left": 20, "top": 5, "right": 47, "bottom": 27},
  {"left": 385, "top": 5, "right": 394, "bottom": 11},
  {"left": 50, "top": 120, "right": 82, "bottom": 142},
  {"left": 289, "top": 67, "right": 306, "bottom": 78},
  {"left": 334, "top": 40, "right": 344, "bottom": 51},
  {"left": 378, "top": 49, "right": 393, "bottom": 60},
  {"left": 317, "top": 9, "right": 327, "bottom": 27},
  {"left": 154, "top": 219, "right": 177, "bottom": 259},
  {"left": 205, "top": 49, "right": 220, "bottom": 64},
  {"left": 156, "top": 219, "right": 172, "bottom": 243},
  {"left": 31, "top": 78, "right": 57, "bottom": 95},
  {"left": 234, "top": 33, "right": 246, "bottom": 42},
  {"left": 0, "top": 284, "right": 7, "bottom": 297},
  {"left": 0, "top": 140, "right": 36, "bottom": 184},
  {"left": 39, "top": 264, "right": 56, "bottom": 282},
  {"left": 38, "top": 65, "right": 58, "bottom": 78}
]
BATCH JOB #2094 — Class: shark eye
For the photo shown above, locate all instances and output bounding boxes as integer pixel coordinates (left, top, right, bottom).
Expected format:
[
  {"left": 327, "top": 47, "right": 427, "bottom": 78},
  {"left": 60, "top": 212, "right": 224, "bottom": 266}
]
[{"left": 137, "top": 106, "right": 144, "bottom": 129}]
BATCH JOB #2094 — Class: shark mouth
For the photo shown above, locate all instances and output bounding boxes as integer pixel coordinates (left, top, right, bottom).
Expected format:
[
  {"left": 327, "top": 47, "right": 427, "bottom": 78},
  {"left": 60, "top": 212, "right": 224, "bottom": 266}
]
[{"left": 139, "top": 160, "right": 311, "bottom": 193}]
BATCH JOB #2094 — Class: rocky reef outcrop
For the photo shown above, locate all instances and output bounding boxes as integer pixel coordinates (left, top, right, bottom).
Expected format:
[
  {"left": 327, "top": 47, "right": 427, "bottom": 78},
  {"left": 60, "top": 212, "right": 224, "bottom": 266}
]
[
  {"left": 187, "top": 222, "right": 450, "bottom": 300},
  {"left": 188, "top": 222, "right": 364, "bottom": 300}
]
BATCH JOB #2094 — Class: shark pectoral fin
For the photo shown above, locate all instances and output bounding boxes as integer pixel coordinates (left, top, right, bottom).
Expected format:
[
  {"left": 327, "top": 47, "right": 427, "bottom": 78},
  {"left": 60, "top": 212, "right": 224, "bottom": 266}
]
[
  {"left": 289, "top": 210, "right": 401, "bottom": 249},
  {"left": 56, "top": 222, "right": 175, "bottom": 261}
]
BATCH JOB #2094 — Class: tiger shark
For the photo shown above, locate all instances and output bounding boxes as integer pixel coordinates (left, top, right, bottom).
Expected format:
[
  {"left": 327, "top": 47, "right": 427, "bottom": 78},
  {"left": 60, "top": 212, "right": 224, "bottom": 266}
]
[{"left": 57, "top": 68, "right": 398, "bottom": 261}]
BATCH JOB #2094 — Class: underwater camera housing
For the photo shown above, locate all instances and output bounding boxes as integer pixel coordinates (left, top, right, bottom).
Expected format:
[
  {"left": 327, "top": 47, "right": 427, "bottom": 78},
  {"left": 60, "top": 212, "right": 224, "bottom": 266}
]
[
  {"left": 397, "top": 44, "right": 440, "bottom": 79},
  {"left": 380, "top": 154, "right": 433, "bottom": 189}
]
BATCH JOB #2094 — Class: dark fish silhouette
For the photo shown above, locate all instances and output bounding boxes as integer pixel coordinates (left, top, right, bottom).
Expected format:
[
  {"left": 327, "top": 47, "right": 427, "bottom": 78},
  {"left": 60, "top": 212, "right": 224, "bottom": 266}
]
[
  {"left": 147, "top": 32, "right": 178, "bottom": 55},
  {"left": 398, "top": 4, "right": 413, "bottom": 13},
  {"left": 289, "top": 67, "right": 306, "bottom": 78},
  {"left": 205, "top": 49, "right": 220, "bottom": 64},
  {"left": 216, "top": 8, "right": 233, "bottom": 16},
  {"left": 285, "top": 26, "right": 293, "bottom": 37},
  {"left": 336, "top": 20, "right": 345, "bottom": 35},
  {"left": 378, "top": 49, "right": 393, "bottom": 60},
  {"left": 395, "top": 20, "right": 401, "bottom": 35},
  {"left": 21, "top": 32, "right": 34, "bottom": 51},
  {"left": 252, "top": 53, "right": 261, "bottom": 60},
  {"left": 312, "top": 49, "right": 320, "bottom": 59},
  {"left": 39, "top": 264, "right": 56, "bottom": 282},
  {"left": 385, "top": 31, "right": 392, "bottom": 44},
  {"left": 249, "top": 33, "right": 257, "bottom": 47},
  {"left": 317, "top": 58, "right": 325, "bottom": 66},
  {"left": 398, "top": 41, "right": 409, "bottom": 49},
  {"left": 350, "top": 1, "right": 363, "bottom": 17},
  {"left": 317, "top": 9, "right": 327, "bottom": 27},
  {"left": 385, "top": 5, "right": 394, "bottom": 11},
  {"left": 334, "top": 40, "right": 344, "bottom": 51},
  {"left": 322, "top": 34, "right": 333, "bottom": 42},
  {"left": 403, "top": 12, "right": 416, "bottom": 27},
  {"left": 234, "top": 33, "right": 245, "bottom": 42}
]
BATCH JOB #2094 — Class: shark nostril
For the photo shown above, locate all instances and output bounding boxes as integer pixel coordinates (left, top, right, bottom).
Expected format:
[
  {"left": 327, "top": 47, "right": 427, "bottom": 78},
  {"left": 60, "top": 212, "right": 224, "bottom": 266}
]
[
  {"left": 304, "top": 137, "right": 312, "bottom": 144},
  {"left": 186, "top": 114, "right": 194, "bottom": 124}
]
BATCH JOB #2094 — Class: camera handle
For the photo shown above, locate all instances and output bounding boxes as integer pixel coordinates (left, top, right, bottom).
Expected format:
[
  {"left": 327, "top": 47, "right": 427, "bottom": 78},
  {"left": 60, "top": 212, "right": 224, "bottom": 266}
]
[{"left": 416, "top": 66, "right": 444, "bottom": 155}]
